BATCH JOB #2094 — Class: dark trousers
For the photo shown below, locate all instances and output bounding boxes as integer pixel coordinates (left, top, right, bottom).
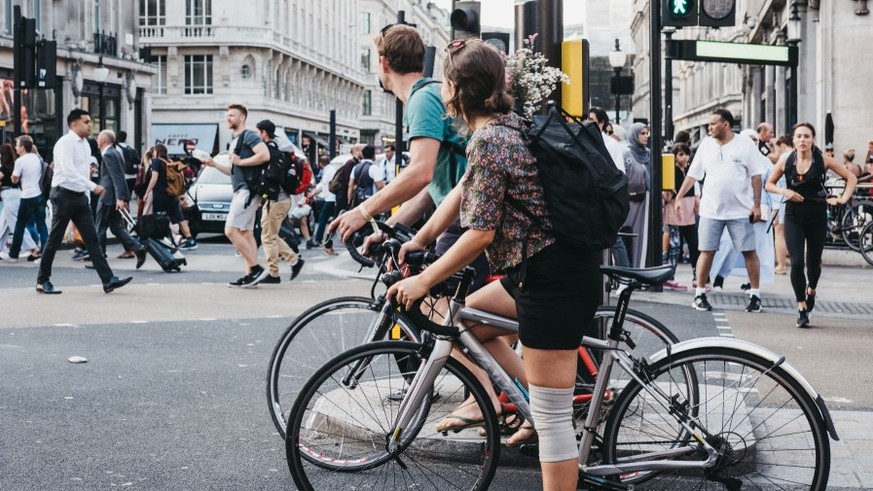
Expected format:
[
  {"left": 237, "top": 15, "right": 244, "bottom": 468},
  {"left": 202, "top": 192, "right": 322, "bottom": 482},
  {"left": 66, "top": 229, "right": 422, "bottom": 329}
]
[
  {"left": 9, "top": 195, "right": 47, "bottom": 258},
  {"left": 96, "top": 204, "right": 142, "bottom": 254},
  {"left": 38, "top": 188, "right": 114, "bottom": 284},
  {"left": 784, "top": 210, "right": 827, "bottom": 302},
  {"left": 316, "top": 201, "right": 337, "bottom": 246}
]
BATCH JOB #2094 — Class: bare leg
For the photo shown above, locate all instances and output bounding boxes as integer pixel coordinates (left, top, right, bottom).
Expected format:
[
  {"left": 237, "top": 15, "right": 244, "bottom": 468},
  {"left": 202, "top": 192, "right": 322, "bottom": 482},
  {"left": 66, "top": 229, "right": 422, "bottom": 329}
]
[
  {"left": 774, "top": 220, "right": 788, "bottom": 272},
  {"left": 742, "top": 250, "right": 760, "bottom": 289},
  {"left": 225, "top": 226, "right": 259, "bottom": 270},
  {"left": 696, "top": 251, "right": 715, "bottom": 290}
]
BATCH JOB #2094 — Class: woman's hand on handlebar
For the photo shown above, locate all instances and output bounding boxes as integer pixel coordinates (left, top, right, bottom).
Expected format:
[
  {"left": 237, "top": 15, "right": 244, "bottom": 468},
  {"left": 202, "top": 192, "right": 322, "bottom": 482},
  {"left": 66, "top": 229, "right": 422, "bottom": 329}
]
[
  {"left": 362, "top": 231, "right": 387, "bottom": 258},
  {"left": 387, "top": 276, "right": 430, "bottom": 311},
  {"left": 398, "top": 237, "right": 426, "bottom": 265}
]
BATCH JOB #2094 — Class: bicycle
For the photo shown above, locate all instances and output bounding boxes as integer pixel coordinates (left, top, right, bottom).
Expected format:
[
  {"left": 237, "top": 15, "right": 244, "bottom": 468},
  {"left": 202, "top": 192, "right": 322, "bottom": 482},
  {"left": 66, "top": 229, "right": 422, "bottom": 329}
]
[
  {"left": 285, "top": 263, "right": 838, "bottom": 490},
  {"left": 859, "top": 219, "right": 873, "bottom": 267},
  {"left": 824, "top": 184, "right": 873, "bottom": 250},
  {"left": 266, "top": 225, "right": 682, "bottom": 439}
]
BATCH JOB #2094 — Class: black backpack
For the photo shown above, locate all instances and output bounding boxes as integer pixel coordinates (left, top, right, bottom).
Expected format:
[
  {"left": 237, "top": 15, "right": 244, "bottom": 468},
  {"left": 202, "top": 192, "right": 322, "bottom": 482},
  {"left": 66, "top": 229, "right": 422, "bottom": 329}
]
[
  {"left": 505, "top": 105, "right": 629, "bottom": 251},
  {"left": 233, "top": 129, "right": 269, "bottom": 196},
  {"left": 39, "top": 159, "right": 53, "bottom": 199},
  {"left": 259, "top": 140, "right": 294, "bottom": 200},
  {"left": 119, "top": 144, "right": 140, "bottom": 175},
  {"left": 352, "top": 161, "right": 375, "bottom": 206}
]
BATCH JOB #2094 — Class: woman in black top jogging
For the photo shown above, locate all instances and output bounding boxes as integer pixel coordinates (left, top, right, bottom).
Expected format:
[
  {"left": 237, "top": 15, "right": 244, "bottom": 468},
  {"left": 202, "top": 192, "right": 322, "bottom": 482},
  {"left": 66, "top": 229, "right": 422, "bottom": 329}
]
[{"left": 766, "top": 122, "right": 857, "bottom": 327}]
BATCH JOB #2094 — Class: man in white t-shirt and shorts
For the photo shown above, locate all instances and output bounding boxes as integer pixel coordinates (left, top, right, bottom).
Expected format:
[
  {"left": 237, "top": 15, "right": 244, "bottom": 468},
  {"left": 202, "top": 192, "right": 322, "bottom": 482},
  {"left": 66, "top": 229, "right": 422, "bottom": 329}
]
[{"left": 675, "top": 109, "right": 764, "bottom": 313}]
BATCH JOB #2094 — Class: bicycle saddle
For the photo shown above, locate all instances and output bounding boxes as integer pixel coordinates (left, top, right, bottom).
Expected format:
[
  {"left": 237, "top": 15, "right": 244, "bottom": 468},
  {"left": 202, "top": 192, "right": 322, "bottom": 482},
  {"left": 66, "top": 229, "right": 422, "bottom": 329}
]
[{"left": 600, "top": 265, "right": 675, "bottom": 286}]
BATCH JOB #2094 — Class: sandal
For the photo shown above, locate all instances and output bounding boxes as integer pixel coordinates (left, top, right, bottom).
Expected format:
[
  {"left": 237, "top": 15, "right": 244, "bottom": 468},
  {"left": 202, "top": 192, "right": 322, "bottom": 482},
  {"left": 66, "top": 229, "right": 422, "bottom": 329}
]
[
  {"left": 506, "top": 422, "right": 537, "bottom": 447},
  {"left": 435, "top": 414, "right": 486, "bottom": 434}
]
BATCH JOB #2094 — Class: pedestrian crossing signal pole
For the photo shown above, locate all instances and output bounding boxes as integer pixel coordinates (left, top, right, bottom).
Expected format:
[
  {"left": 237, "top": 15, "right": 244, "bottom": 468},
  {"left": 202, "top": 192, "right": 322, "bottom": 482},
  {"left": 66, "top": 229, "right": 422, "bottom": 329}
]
[{"left": 647, "top": 0, "right": 664, "bottom": 271}]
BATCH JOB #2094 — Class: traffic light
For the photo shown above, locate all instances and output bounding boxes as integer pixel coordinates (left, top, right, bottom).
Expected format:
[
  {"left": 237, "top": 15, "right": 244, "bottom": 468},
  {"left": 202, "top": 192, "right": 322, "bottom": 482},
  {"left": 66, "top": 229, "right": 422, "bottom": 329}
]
[
  {"left": 450, "top": 1, "right": 480, "bottom": 40},
  {"left": 699, "top": 0, "right": 736, "bottom": 27},
  {"left": 14, "top": 16, "right": 36, "bottom": 88},
  {"left": 482, "top": 32, "right": 510, "bottom": 55},
  {"left": 36, "top": 40, "right": 57, "bottom": 89},
  {"left": 561, "top": 39, "right": 590, "bottom": 119},
  {"left": 662, "top": 0, "right": 698, "bottom": 28}
]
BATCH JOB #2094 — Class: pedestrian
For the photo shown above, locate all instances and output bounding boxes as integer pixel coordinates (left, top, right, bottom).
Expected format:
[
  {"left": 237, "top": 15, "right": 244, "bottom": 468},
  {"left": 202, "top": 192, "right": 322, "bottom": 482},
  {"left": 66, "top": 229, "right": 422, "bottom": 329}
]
[
  {"left": 307, "top": 155, "right": 336, "bottom": 251},
  {"left": 0, "top": 136, "right": 44, "bottom": 262},
  {"left": 134, "top": 147, "right": 154, "bottom": 222},
  {"left": 93, "top": 130, "right": 146, "bottom": 268},
  {"left": 387, "top": 38, "right": 601, "bottom": 491},
  {"left": 255, "top": 119, "right": 304, "bottom": 284},
  {"left": 661, "top": 142, "right": 699, "bottom": 290},
  {"left": 348, "top": 144, "right": 384, "bottom": 209},
  {"left": 143, "top": 143, "right": 197, "bottom": 250},
  {"left": 766, "top": 122, "right": 857, "bottom": 327},
  {"left": 116, "top": 130, "right": 140, "bottom": 198},
  {"left": 756, "top": 122, "right": 780, "bottom": 164},
  {"left": 377, "top": 144, "right": 398, "bottom": 185},
  {"left": 322, "top": 144, "right": 362, "bottom": 255},
  {"left": 624, "top": 122, "right": 650, "bottom": 268},
  {"left": 33, "top": 108, "right": 132, "bottom": 294},
  {"left": 674, "top": 109, "right": 764, "bottom": 313},
  {"left": 199, "top": 104, "right": 271, "bottom": 287},
  {"left": 0, "top": 143, "right": 39, "bottom": 260}
]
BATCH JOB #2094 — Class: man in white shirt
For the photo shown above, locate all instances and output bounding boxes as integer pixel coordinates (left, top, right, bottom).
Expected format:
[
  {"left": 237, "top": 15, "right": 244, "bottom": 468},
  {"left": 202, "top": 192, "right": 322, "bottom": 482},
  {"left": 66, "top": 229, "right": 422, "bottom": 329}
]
[
  {"left": 308, "top": 155, "right": 337, "bottom": 252},
  {"left": 377, "top": 144, "right": 397, "bottom": 185},
  {"left": 35, "top": 109, "right": 132, "bottom": 295},
  {"left": 675, "top": 109, "right": 763, "bottom": 313},
  {"left": 1, "top": 135, "right": 45, "bottom": 261}
]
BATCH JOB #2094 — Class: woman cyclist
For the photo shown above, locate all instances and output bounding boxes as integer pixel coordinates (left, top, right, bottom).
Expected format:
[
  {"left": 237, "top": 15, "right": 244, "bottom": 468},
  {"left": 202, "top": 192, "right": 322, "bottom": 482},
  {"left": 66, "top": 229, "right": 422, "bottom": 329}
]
[
  {"left": 766, "top": 122, "right": 856, "bottom": 327},
  {"left": 387, "top": 39, "right": 600, "bottom": 491}
]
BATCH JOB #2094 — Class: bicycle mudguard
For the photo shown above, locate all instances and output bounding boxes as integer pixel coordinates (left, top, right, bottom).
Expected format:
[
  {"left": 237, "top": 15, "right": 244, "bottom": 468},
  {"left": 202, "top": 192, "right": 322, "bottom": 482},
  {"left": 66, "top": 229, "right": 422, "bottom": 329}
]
[{"left": 647, "top": 337, "right": 840, "bottom": 441}]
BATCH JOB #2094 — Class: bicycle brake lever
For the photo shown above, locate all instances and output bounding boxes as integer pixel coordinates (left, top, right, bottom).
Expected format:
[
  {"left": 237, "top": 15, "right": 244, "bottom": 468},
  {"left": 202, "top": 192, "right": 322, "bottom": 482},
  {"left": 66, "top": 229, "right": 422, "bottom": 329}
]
[{"left": 622, "top": 330, "right": 637, "bottom": 351}]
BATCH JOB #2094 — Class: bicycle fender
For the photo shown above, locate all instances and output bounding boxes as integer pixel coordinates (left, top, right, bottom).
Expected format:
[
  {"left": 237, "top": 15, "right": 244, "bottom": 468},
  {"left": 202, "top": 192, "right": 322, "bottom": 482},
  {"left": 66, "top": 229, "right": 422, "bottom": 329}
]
[{"left": 647, "top": 336, "right": 839, "bottom": 441}]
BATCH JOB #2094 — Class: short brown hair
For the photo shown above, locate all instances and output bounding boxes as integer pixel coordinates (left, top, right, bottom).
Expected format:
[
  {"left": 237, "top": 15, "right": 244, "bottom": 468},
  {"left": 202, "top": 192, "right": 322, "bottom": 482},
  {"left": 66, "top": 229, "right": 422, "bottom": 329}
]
[
  {"left": 374, "top": 25, "right": 424, "bottom": 74},
  {"left": 443, "top": 39, "right": 513, "bottom": 121},
  {"left": 16, "top": 135, "right": 34, "bottom": 152},
  {"left": 226, "top": 103, "right": 248, "bottom": 119}
]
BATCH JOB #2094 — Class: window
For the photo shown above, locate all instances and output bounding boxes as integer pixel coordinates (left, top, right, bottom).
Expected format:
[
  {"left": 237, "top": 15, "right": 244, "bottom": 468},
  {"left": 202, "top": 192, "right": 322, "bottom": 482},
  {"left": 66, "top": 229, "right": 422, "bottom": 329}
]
[
  {"left": 184, "top": 55, "right": 213, "bottom": 94},
  {"left": 186, "top": 0, "right": 211, "bottom": 25},
  {"left": 241, "top": 64, "right": 252, "bottom": 79},
  {"left": 139, "top": 0, "right": 166, "bottom": 26},
  {"left": 360, "top": 48, "right": 370, "bottom": 73},
  {"left": 361, "top": 12, "right": 371, "bottom": 35},
  {"left": 362, "top": 90, "right": 372, "bottom": 116},
  {"left": 155, "top": 55, "right": 167, "bottom": 95}
]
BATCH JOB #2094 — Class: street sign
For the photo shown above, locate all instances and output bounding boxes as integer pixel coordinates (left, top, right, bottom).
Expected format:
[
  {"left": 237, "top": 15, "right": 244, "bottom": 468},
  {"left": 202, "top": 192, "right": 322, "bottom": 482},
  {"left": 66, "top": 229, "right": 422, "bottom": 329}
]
[{"left": 666, "top": 39, "right": 798, "bottom": 67}]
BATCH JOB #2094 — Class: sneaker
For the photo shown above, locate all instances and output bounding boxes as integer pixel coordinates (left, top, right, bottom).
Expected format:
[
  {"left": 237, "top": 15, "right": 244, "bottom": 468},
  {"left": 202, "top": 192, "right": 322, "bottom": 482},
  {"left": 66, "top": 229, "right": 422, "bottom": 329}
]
[
  {"left": 290, "top": 258, "right": 305, "bottom": 281},
  {"left": 71, "top": 250, "right": 90, "bottom": 261},
  {"left": 0, "top": 251, "right": 18, "bottom": 263},
  {"left": 260, "top": 275, "right": 281, "bottom": 284},
  {"left": 662, "top": 280, "right": 688, "bottom": 291},
  {"left": 740, "top": 282, "right": 752, "bottom": 292},
  {"left": 712, "top": 275, "right": 725, "bottom": 290},
  {"left": 692, "top": 294, "right": 713, "bottom": 311},
  {"left": 805, "top": 286, "right": 816, "bottom": 313},
  {"left": 796, "top": 309, "right": 810, "bottom": 328},
  {"left": 228, "top": 274, "right": 251, "bottom": 288},
  {"left": 746, "top": 295, "right": 762, "bottom": 313},
  {"left": 305, "top": 240, "right": 316, "bottom": 250},
  {"left": 179, "top": 238, "right": 198, "bottom": 251},
  {"left": 242, "top": 265, "right": 270, "bottom": 288}
]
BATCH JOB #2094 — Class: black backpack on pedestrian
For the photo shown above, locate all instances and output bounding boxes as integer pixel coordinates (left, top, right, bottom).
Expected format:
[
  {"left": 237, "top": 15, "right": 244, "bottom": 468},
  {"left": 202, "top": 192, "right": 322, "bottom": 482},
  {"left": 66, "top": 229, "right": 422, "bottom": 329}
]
[
  {"left": 352, "top": 160, "right": 375, "bottom": 206},
  {"left": 39, "top": 159, "right": 53, "bottom": 199},
  {"left": 119, "top": 143, "right": 140, "bottom": 175},
  {"left": 505, "top": 105, "right": 629, "bottom": 251},
  {"left": 259, "top": 140, "right": 295, "bottom": 200}
]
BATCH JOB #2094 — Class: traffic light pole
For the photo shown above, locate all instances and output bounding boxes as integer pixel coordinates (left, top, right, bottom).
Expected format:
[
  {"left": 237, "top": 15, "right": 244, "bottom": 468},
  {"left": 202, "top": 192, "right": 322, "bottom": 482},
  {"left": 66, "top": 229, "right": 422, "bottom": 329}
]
[
  {"left": 664, "top": 29, "right": 674, "bottom": 143},
  {"left": 394, "top": 10, "right": 406, "bottom": 157},
  {"left": 647, "top": 0, "right": 663, "bottom": 271},
  {"left": 12, "top": 6, "right": 22, "bottom": 138}
]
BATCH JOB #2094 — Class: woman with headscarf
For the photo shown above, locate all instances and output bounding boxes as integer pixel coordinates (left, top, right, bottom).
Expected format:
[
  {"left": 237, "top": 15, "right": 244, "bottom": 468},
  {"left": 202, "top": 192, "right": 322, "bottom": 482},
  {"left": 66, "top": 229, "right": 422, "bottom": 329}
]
[{"left": 624, "top": 123, "right": 650, "bottom": 267}]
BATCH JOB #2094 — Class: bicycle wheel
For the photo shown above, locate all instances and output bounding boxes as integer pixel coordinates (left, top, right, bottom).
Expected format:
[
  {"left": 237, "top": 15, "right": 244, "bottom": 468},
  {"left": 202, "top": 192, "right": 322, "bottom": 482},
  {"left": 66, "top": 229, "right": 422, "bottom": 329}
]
[
  {"left": 576, "top": 308, "right": 685, "bottom": 424},
  {"left": 859, "top": 221, "right": 873, "bottom": 267},
  {"left": 286, "top": 341, "right": 501, "bottom": 491},
  {"left": 267, "top": 296, "right": 419, "bottom": 437},
  {"left": 841, "top": 201, "right": 873, "bottom": 250},
  {"left": 602, "top": 347, "right": 831, "bottom": 490}
]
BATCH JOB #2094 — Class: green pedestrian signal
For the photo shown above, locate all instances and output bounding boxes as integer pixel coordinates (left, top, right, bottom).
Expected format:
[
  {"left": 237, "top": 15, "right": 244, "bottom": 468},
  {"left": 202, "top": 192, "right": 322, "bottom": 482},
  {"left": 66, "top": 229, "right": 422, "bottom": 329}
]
[{"left": 663, "top": 0, "right": 698, "bottom": 27}]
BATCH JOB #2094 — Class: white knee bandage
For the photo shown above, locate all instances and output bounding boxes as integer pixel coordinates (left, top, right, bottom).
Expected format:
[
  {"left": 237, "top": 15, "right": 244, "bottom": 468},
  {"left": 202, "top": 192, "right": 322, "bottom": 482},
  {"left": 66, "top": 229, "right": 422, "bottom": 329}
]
[{"left": 529, "top": 384, "right": 577, "bottom": 463}]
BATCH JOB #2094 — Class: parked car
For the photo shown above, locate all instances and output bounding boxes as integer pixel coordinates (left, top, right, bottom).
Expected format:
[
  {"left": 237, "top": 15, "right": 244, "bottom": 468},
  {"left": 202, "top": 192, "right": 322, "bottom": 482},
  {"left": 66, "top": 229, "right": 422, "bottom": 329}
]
[{"left": 185, "top": 159, "right": 233, "bottom": 238}]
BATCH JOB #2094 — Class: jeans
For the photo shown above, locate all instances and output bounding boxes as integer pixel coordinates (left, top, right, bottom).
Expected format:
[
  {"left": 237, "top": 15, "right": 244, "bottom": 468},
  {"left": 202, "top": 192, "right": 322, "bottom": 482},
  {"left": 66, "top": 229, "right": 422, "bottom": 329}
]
[
  {"left": 9, "top": 195, "right": 47, "bottom": 258},
  {"left": 314, "top": 200, "right": 336, "bottom": 245},
  {"left": 39, "top": 187, "right": 115, "bottom": 284}
]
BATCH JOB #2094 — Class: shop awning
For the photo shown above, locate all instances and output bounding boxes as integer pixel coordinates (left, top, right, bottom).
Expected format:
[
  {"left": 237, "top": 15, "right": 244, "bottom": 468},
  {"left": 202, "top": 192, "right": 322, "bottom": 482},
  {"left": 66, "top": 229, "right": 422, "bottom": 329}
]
[
  {"left": 152, "top": 123, "right": 219, "bottom": 157},
  {"left": 302, "top": 131, "right": 331, "bottom": 149}
]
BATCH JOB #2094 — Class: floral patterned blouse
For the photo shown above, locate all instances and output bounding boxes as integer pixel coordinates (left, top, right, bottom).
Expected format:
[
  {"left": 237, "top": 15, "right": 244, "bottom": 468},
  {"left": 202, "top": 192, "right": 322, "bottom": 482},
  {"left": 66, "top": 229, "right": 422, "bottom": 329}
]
[{"left": 460, "top": 112, "right": 554, "bottom": 271}]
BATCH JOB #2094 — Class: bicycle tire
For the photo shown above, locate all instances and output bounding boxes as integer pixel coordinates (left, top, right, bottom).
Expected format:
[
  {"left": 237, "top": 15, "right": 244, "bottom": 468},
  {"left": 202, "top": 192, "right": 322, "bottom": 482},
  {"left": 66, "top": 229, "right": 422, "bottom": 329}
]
[
  {"left": 841, "top": 200, "right": 873, "bottom": 250},
  {"left": 267, "top": 296, "right": 420, "bottom": 438},
  {"left": 601, "top": 346, "right": 831, "bottom": 490},
  {"left": 859, "top": 221, "right": 873, "bottom": 267},
  {"left": 286, "top": 341, "right": 501, "bottom": 491}
]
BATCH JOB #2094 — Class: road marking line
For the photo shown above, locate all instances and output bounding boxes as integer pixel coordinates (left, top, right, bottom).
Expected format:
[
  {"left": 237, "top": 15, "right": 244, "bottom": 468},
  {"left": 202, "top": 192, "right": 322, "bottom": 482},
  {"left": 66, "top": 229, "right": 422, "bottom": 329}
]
[
  {"left": 716, "top": 325, "right": 731, "bottom": 330},
  {"left": 200, "top": 318, "right": 217, "bottom": 321},
  {"left": 55, "top": 323, "right": 78, "bottom": 327},
  {"left": 130, "top": 320, "right": 148, "bottom": 324}
]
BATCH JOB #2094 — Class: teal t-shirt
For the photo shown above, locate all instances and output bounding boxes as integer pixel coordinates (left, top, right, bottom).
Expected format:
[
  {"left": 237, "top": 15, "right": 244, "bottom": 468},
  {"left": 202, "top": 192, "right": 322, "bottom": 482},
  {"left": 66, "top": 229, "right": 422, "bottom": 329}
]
[{"left": 403, "top": 78, "right": 467, "bottom": 206}]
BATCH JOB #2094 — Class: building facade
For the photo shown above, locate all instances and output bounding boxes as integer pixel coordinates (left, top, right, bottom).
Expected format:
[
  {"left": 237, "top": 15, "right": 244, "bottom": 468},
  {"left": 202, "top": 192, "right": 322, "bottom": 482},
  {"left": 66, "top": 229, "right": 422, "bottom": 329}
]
[
  {"left": 631, "top": 0, "right": 873, "bottom": 151},
  {"left": 0, "top": 0, "right": 155, "bottom": 158},
  {"left": 357, "top": 0, "right": 450, "bottom": 150}
]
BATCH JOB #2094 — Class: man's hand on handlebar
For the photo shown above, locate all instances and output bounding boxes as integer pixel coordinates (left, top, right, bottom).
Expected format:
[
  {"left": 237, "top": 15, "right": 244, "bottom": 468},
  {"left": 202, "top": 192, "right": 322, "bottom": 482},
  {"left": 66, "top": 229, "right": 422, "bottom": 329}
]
[
  {"left": 362, "top": 232, "right": 387, "bottom": 258},
  {"left": 329, "top": 208, "right": 368, "bottom": 242}
]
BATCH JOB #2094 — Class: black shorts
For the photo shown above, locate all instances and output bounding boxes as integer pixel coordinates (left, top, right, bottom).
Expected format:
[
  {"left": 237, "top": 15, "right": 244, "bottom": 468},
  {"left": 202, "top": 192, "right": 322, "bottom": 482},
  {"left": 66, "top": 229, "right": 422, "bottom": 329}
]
[
  {"left": 500, "top": 242, "right": 601, "bottom": 350},
  {"left": 154, "top": 196, "right": 185, "bottom": 224}
]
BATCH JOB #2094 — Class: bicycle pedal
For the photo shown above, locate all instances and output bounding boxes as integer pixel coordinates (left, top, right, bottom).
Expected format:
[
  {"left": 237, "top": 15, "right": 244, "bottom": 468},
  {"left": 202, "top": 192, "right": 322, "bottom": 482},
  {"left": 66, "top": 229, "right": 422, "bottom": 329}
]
[{"left": 518, "top": 442, "right": 539, "bottom": 458}]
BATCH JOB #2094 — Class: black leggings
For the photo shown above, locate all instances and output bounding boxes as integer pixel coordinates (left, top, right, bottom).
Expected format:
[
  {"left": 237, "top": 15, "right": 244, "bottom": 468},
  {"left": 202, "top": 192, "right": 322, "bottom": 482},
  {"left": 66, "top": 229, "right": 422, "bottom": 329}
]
[{"left": 783, "top": 209, "right": 827, "bottom": 302}]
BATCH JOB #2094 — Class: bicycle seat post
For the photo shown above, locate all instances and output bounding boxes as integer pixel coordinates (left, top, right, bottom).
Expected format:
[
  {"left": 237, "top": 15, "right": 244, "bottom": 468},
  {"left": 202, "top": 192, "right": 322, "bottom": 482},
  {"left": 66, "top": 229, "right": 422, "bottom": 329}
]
[{"left": 608, "top": 281, "right": 639, "bottom": 342}]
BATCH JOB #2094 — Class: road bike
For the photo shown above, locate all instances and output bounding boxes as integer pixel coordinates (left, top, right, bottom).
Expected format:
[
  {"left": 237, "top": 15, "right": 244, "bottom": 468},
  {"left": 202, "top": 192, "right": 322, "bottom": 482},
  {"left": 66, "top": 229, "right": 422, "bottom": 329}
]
[
  {"left": 859, "top": 219, "right": 873, "bottom": 267},
  {"left": 266, "top": 226, "right": 682, "bottom": 439},
  {"left": 285, "top": 263, "right": 838, "bottom": 490}
]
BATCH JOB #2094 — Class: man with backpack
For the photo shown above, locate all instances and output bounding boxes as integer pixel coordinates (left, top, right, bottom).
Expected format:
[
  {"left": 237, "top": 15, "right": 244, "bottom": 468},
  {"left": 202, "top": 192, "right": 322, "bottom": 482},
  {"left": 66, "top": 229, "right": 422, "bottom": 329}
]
[
  {"left": 200, "top": 104, "right": 271, "bottom": 287},
  {"left": 255, "top": 119, "right": 304, "bottom": 284},
  {"left": 116, "top": 130, "right": 140, "bottom": 199},
  {"left": 348, "top": 145, "right": 384, "bottom": 209}
]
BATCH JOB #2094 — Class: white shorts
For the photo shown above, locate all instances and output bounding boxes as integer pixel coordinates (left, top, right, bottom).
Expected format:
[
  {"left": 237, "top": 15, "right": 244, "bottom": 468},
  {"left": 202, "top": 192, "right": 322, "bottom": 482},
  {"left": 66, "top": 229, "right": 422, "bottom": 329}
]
[
  {"left": 226, "top": 189, "right": 262, "bottom": 231},
  {"left": 698, "top": 217, "right": 756, "bottom": 252}
]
